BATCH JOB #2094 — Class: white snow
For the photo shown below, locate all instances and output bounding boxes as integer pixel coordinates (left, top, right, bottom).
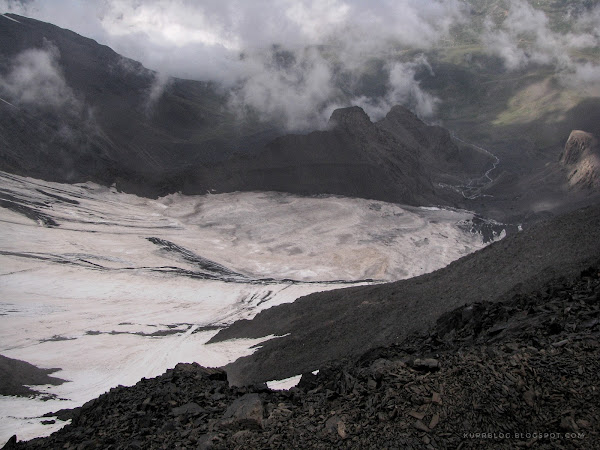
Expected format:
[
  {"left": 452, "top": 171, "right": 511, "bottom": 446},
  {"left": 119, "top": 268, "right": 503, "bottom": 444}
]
[
  {"left": 266, "top": 374, "right": 303, "bottom": 390},
  {"left": 1, "top": 14, "right": 21, "bottom": 24},
  {"left": 0, "top": 171, "right": 502, "bottom": 441}
]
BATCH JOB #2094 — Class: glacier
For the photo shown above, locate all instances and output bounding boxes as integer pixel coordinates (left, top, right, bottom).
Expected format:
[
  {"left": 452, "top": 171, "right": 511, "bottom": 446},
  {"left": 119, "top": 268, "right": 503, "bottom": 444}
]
[{"left": 0, "top": 171, "right": 501, "bottom": 441}]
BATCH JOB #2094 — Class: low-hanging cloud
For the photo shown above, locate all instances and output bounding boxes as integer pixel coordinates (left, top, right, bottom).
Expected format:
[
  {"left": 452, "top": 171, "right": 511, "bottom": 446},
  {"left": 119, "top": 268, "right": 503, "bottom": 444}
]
[
  {"left": 348, "top": 56, "right": 439, "bottom": 123},
  {"left": 0, "top": 41, "right": 81, "bottom": 112},
  {"left": 483, "top": 0, "right": 600, "bottom": 89},
  {"left": 1, "top": 0, "right": 466, "bottom": 129},
  {"left": 5, "top": 0, "right": 598, "bottom": 131},
  {"left": 228, "top": 47, "right": 339, "bottom": 130},
  {"left": 144, "top": 72, "right": 172, "bottom": 115}
]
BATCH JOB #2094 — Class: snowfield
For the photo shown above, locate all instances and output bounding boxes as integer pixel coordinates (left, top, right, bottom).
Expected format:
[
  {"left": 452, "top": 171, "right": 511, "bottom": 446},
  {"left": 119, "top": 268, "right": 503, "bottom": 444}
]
[{"left": 0, "top": 171, "right": 502, "bottom": 441}]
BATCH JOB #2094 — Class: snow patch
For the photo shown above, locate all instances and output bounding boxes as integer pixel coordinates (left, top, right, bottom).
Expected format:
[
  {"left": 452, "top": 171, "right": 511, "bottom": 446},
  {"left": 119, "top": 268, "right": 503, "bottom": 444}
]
[{"left": 266, "top": 374, "right": 302, "bottom": 391}]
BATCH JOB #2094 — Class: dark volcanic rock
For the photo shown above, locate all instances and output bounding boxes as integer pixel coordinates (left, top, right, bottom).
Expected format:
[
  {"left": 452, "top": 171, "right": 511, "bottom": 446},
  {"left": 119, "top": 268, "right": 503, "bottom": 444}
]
[
  {"left": 8, "top": 262, "right": 600, "bottom": 449},
  {"left": 193, "top": 105, "right": 454, "bottom": 206},
  {"left": 328, "top": 105, "right": 373, "bottom": 130},
  {"left": 192, "top": 104, "right": 494, "bottom": 206},
  {"left": 221, "top": 393, "right": 264, "bottom": 430},
  {"left": 1, "top": 435, "right": 16, "bottom": 450},
  {"left": 212, "top": 205, "right": 600, "bottom": 386},
  {"left": 0, "top": 355, "right": 65, "bottom": 397}
]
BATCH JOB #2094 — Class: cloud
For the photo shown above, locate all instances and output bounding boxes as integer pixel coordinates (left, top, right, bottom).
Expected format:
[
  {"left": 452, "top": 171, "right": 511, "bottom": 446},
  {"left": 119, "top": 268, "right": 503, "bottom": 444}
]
[
  {"left": 5, "top": 0, "right": 599, "bottom": 130},
  {"left": 227, "top": 47, "right": 339, "bottom": 130},
  {"left": 1, "top": 0, "right": 466, "bottom": 78},
  {"left": 348, "top": 56, "right": 439, "bottom": 122},
  {"left": 0, "top": 40, "right": 81, "bottom": 112},
  {"left": 144, "top": 72, "right": 171, "bottom": 114},
  {"left": 482, "top": 0, "right": 600, "bottom": 88},
  {"left": 0, "top": 0, "right": 466, "bottom": 129}
]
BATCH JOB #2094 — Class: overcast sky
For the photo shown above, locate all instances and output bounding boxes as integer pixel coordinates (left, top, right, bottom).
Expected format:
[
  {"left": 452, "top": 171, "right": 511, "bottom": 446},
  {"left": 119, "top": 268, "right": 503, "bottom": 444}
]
[{"left": 1, "top": 0, "right": 599, "bottom": 129}]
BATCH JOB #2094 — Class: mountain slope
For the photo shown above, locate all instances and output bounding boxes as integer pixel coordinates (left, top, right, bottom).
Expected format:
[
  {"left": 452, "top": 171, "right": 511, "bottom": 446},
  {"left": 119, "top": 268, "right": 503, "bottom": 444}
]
[
  {"left": 210, "top": 205, "right": 600, "bottom": 385},
  {"left": 184, "top": 105, "right": 492, "bottom": 206},
  {"left": 0, "top": 14, "right": 277, "bottom": 195},
  {"left": 0, "top": 14, "right": 493, "bottom": 206}
]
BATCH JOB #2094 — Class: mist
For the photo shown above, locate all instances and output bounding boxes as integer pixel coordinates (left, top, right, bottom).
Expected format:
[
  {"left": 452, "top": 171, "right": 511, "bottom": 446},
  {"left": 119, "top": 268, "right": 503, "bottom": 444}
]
[
  {"left": 2, "top": 0, "right": 599, "bottom": 130},
  {"left": 0, "top": 40, "right": 81, "bottom": 112},
  {"left": 483, "top": 0, "right": 600, "bottom": 86},
  {"left": 0, "top": 0, "right": 465, "bottom": 129}
]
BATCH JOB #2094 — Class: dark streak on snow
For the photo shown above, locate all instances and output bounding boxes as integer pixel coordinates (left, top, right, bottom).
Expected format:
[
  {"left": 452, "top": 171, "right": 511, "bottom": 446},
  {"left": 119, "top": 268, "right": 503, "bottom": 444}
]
[
  {"left": 0, "top": 250, "right": 376, "bottom": 286},
  {"left": 35, "top": 189, "right": 80, "bottom": 205},
  {"left": 146, "top": 237, "right": 250, "bottom": 280},
  {"left": 0, "top": 193, "right": 59, "bottom": 227}
]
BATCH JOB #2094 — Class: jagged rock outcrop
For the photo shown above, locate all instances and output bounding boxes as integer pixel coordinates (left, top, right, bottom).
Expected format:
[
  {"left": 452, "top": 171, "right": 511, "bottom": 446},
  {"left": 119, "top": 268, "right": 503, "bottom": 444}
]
[
  {"left": 194, "top": 105, "right": 494, "bottom": 206},
  {"left": 560, "top": 130, "right": 600, "bottom": 189},
  {"left": 378, "top": 106, "right": 459, "bottom": 166},
  {"left": 377, "top": 105, "right": 488, "bottom": 183},
  {"left": 6, "top": 262, "right": 599, "bottom": 449},
  {"left": 194, "top": 105, "right": 442, "bottom": 205}
]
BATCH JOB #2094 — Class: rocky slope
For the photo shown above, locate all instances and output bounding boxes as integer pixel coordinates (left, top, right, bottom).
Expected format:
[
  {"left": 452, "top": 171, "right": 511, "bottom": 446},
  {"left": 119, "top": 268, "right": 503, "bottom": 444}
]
[
  {"left": 211, "top": 205, "right": 600, "bottom": 386},
  {"left": 0, "top": 356, "right": 65, "bottom": 398},
  {"left": 4, "top": 259, "right": 599, "bottom": 449},
  {"left": 190, "top": 105, "right": 491, "bottom": 206},
  {"left": 560, "top": 131, "right": 600, "bottom": 190}
]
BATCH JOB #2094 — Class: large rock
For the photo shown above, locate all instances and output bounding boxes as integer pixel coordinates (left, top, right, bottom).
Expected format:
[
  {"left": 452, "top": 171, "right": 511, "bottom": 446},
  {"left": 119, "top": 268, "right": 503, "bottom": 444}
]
[
  {"left": 560, "top": 130, "right": 600, "bottom": 189},
  {"left": 221, "top": 394, "right": 264, "bottom": 430}
]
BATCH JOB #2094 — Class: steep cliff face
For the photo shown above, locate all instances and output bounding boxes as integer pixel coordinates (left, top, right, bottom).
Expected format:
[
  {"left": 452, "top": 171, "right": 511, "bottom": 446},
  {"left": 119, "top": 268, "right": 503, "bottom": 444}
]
[{"left": 560, "top": 131, "right": 600, "bottom": 189}]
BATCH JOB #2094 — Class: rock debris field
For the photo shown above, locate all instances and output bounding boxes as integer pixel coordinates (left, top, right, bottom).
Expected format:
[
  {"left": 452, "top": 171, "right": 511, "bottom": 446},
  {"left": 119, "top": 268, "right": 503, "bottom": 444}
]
[{"left": 5, "top": 261, "right": 599, "bottom": 449}]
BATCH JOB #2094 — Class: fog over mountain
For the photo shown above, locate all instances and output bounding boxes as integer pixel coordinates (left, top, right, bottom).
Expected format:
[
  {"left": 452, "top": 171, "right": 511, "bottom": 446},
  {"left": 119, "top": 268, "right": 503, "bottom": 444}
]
[{"left": 2, "top": 0, "right": 599, "bottom": 130}]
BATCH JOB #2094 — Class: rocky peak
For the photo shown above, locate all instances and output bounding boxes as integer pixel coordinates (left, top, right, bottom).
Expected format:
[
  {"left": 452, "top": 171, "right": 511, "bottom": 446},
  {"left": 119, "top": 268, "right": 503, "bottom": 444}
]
[
  {"left": 383, "top": 105, "right": 424, "bottom": 129},
  {"left": 376, "top": 105, "right": 430, "bottom": 150},
  {"left": 560, "top": 130, "right": 600, "bottom": 189},
  {"left": 327, "top": 106, "right": 373, "bottom": 132},
  {"left": 560, "top": 130, "right": 598, "bottom": 166}
]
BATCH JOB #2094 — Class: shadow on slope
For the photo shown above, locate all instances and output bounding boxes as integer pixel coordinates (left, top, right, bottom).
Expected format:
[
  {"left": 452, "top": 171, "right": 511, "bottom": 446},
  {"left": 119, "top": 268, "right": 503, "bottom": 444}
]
[{"left": 210, "top": 205, "right": 600, "bottom": 386}]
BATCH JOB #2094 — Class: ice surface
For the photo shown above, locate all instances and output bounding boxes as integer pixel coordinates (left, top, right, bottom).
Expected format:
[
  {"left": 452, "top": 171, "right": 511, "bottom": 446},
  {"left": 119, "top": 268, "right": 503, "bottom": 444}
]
[{"left": 0, "top": 171, "right": 501, "bottom": 441}]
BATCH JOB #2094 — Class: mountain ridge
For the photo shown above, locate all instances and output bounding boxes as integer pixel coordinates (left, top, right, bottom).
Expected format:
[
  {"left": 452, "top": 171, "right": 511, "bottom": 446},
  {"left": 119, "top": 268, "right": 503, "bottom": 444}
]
[{"left": 0, "top": 13, "right": 490, "bottom": 206}]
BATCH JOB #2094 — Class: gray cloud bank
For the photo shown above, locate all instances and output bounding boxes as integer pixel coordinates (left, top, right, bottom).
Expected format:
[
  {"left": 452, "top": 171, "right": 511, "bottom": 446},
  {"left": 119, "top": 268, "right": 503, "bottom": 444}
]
[
  {"left": 1, "top": 0, "right": 599, "bottom": 130},
  {"left": 483, "top": 0, "right": 600, "bottom": 83}
]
